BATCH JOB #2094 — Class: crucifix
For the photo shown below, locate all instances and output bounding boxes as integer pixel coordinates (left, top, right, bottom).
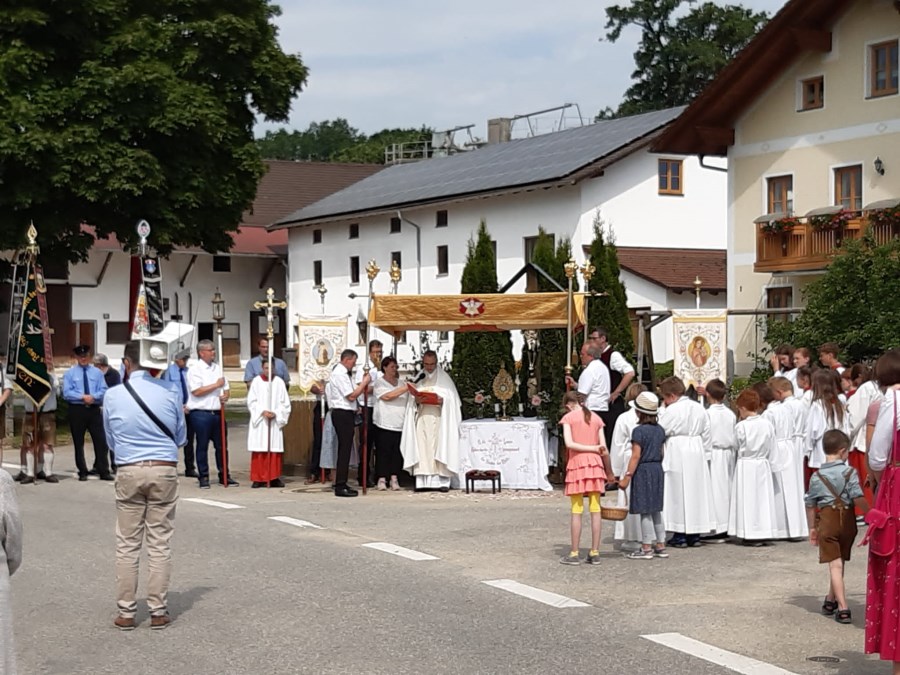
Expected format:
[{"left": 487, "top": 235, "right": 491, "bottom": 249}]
[{"left": 253, "top": 287, "right": 287, "bottom": 487}]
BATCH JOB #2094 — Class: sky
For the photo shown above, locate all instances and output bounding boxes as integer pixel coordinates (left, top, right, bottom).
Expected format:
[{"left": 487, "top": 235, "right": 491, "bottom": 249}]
[{"left": 265, "top": 0, "right": 788, "bottom": 139}]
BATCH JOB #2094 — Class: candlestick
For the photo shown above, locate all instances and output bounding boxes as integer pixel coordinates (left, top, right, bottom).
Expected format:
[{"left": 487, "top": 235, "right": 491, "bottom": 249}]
[{"left": 518, "top": 403, "right": 524, "bottom": 415}]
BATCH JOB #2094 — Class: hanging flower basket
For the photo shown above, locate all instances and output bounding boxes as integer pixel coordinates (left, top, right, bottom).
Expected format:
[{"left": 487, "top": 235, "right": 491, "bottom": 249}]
[
  {"left": 809, "top": 209, "right": 856, "bottom": 231},
  {"left": 761, "top": 216, "right": 800, "bottom": 235}
]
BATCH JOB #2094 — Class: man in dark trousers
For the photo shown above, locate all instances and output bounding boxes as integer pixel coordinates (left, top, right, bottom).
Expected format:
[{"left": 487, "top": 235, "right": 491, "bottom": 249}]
[
  {"left": 62, "top": 344, "right": 113, "bottom": 481},
  {"left": 325, "top": 349, "right": 370, "bottom": 498},
  {"left": 161, "top": 349, "right": 197, "bottom": 477}
]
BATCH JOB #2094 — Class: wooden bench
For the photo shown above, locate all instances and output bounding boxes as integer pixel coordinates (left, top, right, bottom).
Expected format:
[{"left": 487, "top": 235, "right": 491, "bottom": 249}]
[{"left": 465, "top": 470, "right": 501, "bottom": 494}]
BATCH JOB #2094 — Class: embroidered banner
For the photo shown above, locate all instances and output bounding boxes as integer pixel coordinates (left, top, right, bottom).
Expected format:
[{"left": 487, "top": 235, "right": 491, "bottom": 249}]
[
  {"left": 131, "top": 284, "right": 151, "bottom": 338},
  {"left": 672, "top": 309, "right": 727, "bottom": 388},
  {"left": 297, "top": 315, "right": 348, "bottom": 390},
  {"left": 4, "top": 258, "right": 27, "bottom": 378},
  {"left": 14, "top": 259, "right": 52, "bottom": 407}
]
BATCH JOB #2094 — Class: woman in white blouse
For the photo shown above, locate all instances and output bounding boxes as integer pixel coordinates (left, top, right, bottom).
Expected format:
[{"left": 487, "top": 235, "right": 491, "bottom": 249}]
[{"left": 373, "top": 356, "right": 409, "bottom": 491}]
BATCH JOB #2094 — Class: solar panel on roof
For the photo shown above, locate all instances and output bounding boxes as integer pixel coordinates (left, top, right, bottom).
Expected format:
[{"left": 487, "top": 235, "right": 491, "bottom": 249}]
[{"left": 274, "top": 107, "right": 685, "bottom": 227}]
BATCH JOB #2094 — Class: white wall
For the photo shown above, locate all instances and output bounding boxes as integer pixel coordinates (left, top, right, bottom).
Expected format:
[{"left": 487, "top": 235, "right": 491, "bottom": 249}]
[
  {"left": 286, "top": 148, "right": 728, "bottom": 368},
  {"left": 70, "top": 250, "right": 286, "bottom": 364}
]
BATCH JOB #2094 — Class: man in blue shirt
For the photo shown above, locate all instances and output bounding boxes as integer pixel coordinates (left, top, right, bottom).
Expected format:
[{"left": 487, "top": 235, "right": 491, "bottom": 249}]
[
  {"left": 243, "top": 337, "right": 290, "bottom": 384},
  {"left": 105, "top": 340, "right": 186, "bottom": 631},
  {"left": 160, "top": 349, "right": 197, "bottom": 478},
  {"left": 63, "top": 344, "right": 112, "bottom": 481}
]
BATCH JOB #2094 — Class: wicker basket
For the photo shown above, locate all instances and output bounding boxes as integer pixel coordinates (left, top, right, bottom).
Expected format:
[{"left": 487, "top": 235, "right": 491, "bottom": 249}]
[{"left": 600, "top": 490, "right": 629, "bottom": 522}]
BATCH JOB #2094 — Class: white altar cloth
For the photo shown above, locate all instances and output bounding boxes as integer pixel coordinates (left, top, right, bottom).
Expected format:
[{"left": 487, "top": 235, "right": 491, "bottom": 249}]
[{"left": 453, "top": 417, "right": 552, "bottom": 491}]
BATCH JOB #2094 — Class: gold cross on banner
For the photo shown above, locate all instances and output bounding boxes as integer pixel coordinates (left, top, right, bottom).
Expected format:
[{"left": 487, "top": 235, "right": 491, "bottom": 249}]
[{"left": 253, "top": 287, "right": 287, "bottom": 339}]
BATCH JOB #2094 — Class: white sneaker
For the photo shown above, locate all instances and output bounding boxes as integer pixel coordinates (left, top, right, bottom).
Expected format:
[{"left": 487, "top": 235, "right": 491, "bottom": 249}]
[
  {"left": 390, "top": 476, "right": 401, "bottom": 491},
  {"left": 377, "top": 478, "right": 387, "bottom": 491}
]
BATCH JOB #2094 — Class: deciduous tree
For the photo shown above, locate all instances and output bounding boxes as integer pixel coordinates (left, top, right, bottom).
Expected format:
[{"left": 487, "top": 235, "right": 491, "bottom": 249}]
[{"left": 0, "top": 0, "right": 308, "bottom": 262}]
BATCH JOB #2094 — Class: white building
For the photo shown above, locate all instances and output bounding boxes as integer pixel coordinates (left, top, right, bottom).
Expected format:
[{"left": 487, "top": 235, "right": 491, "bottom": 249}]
[{"left": 273, "top": 108, "right": 728, "bottom": 366}]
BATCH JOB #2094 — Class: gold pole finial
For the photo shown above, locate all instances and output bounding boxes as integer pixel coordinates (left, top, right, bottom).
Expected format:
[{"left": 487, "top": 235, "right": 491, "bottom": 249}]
[
  {"left": 389, "top": 259, "right": 402, "bottom": 283},
  {"left": 564, "top": 258, "right": 577, "bottom": 279},
  {"left": 26, "top": 222, "right": 39, "bottom": 256},
  {"left": 366, "top": 259, "right": 380, "bottom": 281}
]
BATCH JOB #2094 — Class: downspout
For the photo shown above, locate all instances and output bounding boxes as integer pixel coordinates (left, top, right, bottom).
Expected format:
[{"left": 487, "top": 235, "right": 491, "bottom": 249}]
[
  {"left": 395, "top": 210, "right": 422, "bottom": 294},
  {"left": 699, "top": 154, "right": 728, "bottom": 173}
]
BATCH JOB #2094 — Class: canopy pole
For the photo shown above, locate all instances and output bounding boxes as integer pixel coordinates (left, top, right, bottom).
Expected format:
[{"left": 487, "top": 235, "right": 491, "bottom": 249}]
[{"left": 564, "top": 259, "right": 577, "bottom": 388}]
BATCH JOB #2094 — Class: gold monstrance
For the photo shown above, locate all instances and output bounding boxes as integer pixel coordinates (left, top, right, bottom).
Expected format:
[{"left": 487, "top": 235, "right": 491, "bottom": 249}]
[{"left": 492, "top": 362, "right": 516, "bottom": 421}]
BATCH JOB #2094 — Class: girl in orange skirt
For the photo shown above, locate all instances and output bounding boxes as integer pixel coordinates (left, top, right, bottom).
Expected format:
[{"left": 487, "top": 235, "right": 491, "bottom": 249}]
[{"left": 559, "top": 391, "right": 613, "bottom": 565}]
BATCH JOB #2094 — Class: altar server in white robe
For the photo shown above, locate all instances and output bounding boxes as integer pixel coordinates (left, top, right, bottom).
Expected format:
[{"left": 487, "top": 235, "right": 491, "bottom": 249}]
[
  {"left": 246, "top": 362, "right": 292, "bottom": 488},
  {"left": 769, "top": 377, "right": 809, "bottom": 538},
  {"left": 763, "top": 379, "right": 806, "bottom": 538},
  {"left": 400, "top": 350, "right": 462, "bottom": 492},
  {"left": 658, "top": 377, "right": 715, "bottom": 547},
  {"left": 806, "top": 369, "right": 851, "bottom": 484},
  {"left": 610, "top": 383, "right": 646, "bottom": 550},
  {"left": 728, "top": 389, "right": 780, "bottom": 544},
  {"left": 704, "top": 379, "right": 736, "bottom": 540}
]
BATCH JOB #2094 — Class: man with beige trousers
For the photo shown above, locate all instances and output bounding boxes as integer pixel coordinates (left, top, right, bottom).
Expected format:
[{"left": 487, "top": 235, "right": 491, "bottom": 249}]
[{"left": 103, "top": 340, "right": 186, "bottom": 630}]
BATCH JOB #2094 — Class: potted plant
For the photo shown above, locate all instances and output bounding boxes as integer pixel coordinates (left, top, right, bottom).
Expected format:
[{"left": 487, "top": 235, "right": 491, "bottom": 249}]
[
  {"left": 761, "top": 216, "right": 800, "bottom": 235},
  {"left": 867, "top": 205, "right": 900, "bottom": 232},
  {"left": 809, "top": 209, "right": 856, "bottom": 231}
]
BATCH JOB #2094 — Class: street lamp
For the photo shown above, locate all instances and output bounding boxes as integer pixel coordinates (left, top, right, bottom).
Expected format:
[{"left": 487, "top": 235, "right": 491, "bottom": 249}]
[{"left": 211, "top": 289, "right": 225, "bottom": 363}]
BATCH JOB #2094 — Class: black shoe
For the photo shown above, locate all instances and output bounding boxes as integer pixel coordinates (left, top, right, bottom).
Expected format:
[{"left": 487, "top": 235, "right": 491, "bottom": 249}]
[
  {"left": 36, "top": 471, "right": 47, "bottom": 480},
  {"left": 334, "top": 484, "right": 358, "bottom": 497},
  {"left": 78, "top": 474, "right": 88, "bottom": 482},
  {"left": 44, "top": 475, "right": 59, "bottom": 484},
  {"left": 199, "top": 479, "right": 210, "bottom": 489},
  {"left": 20, "top": 476, "right": 35, "bottom": 485},
  {"left": 269, "top": 478, "right": 285, "bottom": 488},
  {"left": 184, "top": 470, "right": 198, "bottom": 478},
  {"left": 99, "top": 474, "right": 115, "bottom": 481},
  {"left": 219, "top": 477, "right": 239, "bottom": 487},
  {"left": 251, "top": 482, "right": 264, "bottom": 489},
  {"left": 12, "top": 472, "right": 24, "bottom": 482},
  {"left": 88, "top": 469, "right": 99, "bottom": 476},
  {"left": 438, "top": 486, "right": 450, "bottom": 493}
]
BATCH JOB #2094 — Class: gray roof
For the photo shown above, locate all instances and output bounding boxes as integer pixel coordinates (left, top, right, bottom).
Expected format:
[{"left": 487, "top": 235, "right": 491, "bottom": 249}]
[{"left": 273, "top": 106, "right": 685, "bottom": 228}]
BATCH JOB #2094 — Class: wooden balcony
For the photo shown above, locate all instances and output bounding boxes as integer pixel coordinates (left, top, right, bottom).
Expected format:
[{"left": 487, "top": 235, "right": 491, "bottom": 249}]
[{"left": 755, "top": 217, "right": 899, "bottom": 273}]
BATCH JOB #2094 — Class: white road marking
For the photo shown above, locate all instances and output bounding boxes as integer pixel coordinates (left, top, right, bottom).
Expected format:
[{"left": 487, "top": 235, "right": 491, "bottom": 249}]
[
  {"left": 2, "top": 463, "right": 20, "bottom": 471},
  {"left": 642, "top": 633, "right": 797, "bottom": 674},
  {"left": 481, "top": 579, "right": 590, "bottom": 608},
  {"left": 183, "top": 497, "right": 245, "bottom": 510},
  {"left": 268, "top": 516, "right": 324, "bottom": 530},
  {"left": 362, "top": 542, "right": 438, "bottom": 561}
]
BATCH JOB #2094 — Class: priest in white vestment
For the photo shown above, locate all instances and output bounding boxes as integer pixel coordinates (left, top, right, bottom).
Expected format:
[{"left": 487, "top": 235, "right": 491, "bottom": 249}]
[
  {"left": 400, "top": 350, "right": 462, "bottom": 492},
  {"left": 247, "top": 363, "right": 292, "bottom": 488}
]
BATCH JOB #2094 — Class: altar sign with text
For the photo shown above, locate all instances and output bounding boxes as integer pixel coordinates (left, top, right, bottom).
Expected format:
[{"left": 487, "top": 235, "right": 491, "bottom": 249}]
[
  {"left": 453, "top": 418, "right": 552, "bottom": 491},
  {"left": 297, "top": 315, "right": 348, "bottom": 389},
  {"left": 672, "top": 309, "right": 727, "bottom": 388}
]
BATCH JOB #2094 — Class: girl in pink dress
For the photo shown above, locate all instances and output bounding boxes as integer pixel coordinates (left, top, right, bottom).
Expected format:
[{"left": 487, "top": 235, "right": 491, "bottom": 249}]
[
  {"left": 865, "top": 350, "right": 900, "bottom": 673},
  {"left": 560, "top": 391, "right": 613, "bottom": 566}
]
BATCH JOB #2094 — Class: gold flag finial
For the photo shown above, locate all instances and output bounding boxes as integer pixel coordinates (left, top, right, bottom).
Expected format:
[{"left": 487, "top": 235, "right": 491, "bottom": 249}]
[
  {"left": 26, "top": 222, "right": 39, "bottom": 256},
  {"left": 366, "top": 259, "right": 380, "bottom": 281}
]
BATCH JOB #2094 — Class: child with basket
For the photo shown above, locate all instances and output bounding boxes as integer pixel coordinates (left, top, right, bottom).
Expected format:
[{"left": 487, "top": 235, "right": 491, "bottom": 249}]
[
  {"left": 618, "top": 392, "right": 668, "bottom": 560},
  {"left": 559, "top": 391, "right": 613, "bottom": 565}
]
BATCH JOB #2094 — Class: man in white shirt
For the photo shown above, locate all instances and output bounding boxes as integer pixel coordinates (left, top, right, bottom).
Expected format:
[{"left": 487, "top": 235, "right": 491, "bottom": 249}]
[
  {"left": 355, "top": 340, "right": 383, "bottom": 488},
  {"left": 326, "top": 349, "right": 370, "bottom": 497},
  {"left": 589, "top": 327, "right": 635, "bottom": 446},
  {"left": 187, "top": 339, "right": 236, "bottom": 489},
  {"left": 566, "top": 342, "right": 610, "bottom": 432}
]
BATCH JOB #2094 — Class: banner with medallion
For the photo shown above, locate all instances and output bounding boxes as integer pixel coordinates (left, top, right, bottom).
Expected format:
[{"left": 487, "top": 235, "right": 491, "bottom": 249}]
[
  {"left": 296, "top": 315, "right": 348, "bottom": 389},
  {"left": 672, "top": 309, "right": 728, "bottom": 388},
  {"left": 141, "top": 255, "right": 164, "bottom": 334}
]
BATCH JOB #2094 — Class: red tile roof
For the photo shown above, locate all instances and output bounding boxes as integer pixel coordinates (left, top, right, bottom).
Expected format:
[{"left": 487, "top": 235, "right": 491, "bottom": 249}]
[
  {"left": 88, "top": 161, "right": 383, "bottom": 256},
  {"left": 593, "top": 246, "right": 727, "bottom": 292}
]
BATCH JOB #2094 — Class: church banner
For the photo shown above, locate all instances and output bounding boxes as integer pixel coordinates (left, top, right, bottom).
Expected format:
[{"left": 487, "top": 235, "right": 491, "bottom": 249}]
[
  {"left": 141, "top": 255, "right": 164, "bottom": 334},
  {"left": 296, "top": 315, "right": 348, "bottom": 390},
  {"left": 13, "top": 259, "right": 52, "bottom": 407},
  {"left": 368, "top": 292, "right": 586, "bottom": 334},
  {"left": 672, "top": 309, "right": 727, "bottom": 388},
  {"left": 4, "top": 258, "right": 27, "bottom": 378}
]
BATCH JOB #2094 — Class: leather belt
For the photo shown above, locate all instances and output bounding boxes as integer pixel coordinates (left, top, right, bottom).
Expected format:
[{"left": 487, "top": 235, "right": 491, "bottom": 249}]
[{"left": 118, "top": 460, "right": 178, "bottom": 468}]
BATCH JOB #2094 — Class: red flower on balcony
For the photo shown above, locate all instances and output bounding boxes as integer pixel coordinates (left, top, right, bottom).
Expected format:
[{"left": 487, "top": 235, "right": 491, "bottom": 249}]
[
  {"left": 761, "top": 216, "right": 800, "bottom": 234},
  {"left": 809, "top": 209, "right": 857, "bottom": 231},
  {"left": 867, "top": 206, "right": 900, "bottom": 229}
]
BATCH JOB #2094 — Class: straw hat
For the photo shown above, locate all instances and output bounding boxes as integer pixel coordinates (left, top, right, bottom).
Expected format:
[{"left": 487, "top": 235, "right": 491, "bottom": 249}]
[{"left": 634, "top": 392, "right": 659, "bottom": 416}]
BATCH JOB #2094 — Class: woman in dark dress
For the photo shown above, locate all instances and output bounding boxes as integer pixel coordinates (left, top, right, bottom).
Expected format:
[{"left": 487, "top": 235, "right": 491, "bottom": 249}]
[{"left": 619, "top": 392, "right": 667, "bottom": 560}]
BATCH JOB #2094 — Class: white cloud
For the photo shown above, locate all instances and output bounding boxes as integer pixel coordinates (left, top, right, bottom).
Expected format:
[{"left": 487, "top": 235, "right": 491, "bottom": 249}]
[{"left": 264, "top": 0, "right": 790, "bottom": 136}]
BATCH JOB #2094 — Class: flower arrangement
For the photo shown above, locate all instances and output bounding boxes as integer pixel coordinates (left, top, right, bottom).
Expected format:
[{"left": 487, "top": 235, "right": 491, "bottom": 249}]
[
  {"left": 761, "top": 216, "right": 800, "bottom": 235},
  {"left": 530, "top": 390, "right": 552, "bottom": 418},
  {"left": 809, "top": 209, "right": 856, "bottom": 231},
  {"left": 465, "top": 390, "right": 492, "bottom": 418},
  {"left": 867, "top": 205, "right": 900, "bottom": 230}
]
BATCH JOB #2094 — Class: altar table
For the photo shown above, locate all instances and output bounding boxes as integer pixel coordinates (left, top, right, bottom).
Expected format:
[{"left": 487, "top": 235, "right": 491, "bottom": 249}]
[{"left": 453, "top": 417, "right": 552, "bottom": 491}]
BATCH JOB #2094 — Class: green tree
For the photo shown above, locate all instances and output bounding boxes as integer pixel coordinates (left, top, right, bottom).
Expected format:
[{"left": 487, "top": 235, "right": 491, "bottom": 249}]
[
  {"left": 0, "top": 1, "right": 307, "bottom": 262},
  {"left": 529, "top": 227, "right": 576, "bottom": 428},
  {"left": 451, "top": 220, "right": 516, "bottom": 419},
  {"left": 586, "top": 218, "right": 634, "bottom": 358},
  {"left": 765, "top": 236, "right": 900, "bottom": 363},
  {"left": 598, "top": 0, "right": 768, "bottom": 118}
]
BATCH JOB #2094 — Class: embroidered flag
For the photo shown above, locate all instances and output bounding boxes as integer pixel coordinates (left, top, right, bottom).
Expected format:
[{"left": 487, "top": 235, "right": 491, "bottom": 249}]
[{"left": 13, "top": 259, "right": 52, "bottom": 407}]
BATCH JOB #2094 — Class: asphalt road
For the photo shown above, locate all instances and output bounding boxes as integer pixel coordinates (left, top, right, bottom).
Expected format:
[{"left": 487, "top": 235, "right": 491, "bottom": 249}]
[{"left": 6, "top": 436, "right": 886, "bottom": 675}]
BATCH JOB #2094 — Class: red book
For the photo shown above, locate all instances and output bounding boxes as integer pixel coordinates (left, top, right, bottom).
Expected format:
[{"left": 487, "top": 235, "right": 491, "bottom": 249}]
[{"left": 407, "top": 382, "right": 441, "bottom": 405}]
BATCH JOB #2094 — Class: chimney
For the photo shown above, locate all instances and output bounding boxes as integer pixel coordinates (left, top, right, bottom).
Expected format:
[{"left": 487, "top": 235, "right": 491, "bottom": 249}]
[{"left": 487, "top": 118, "right": 511, "bottom": 144}]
